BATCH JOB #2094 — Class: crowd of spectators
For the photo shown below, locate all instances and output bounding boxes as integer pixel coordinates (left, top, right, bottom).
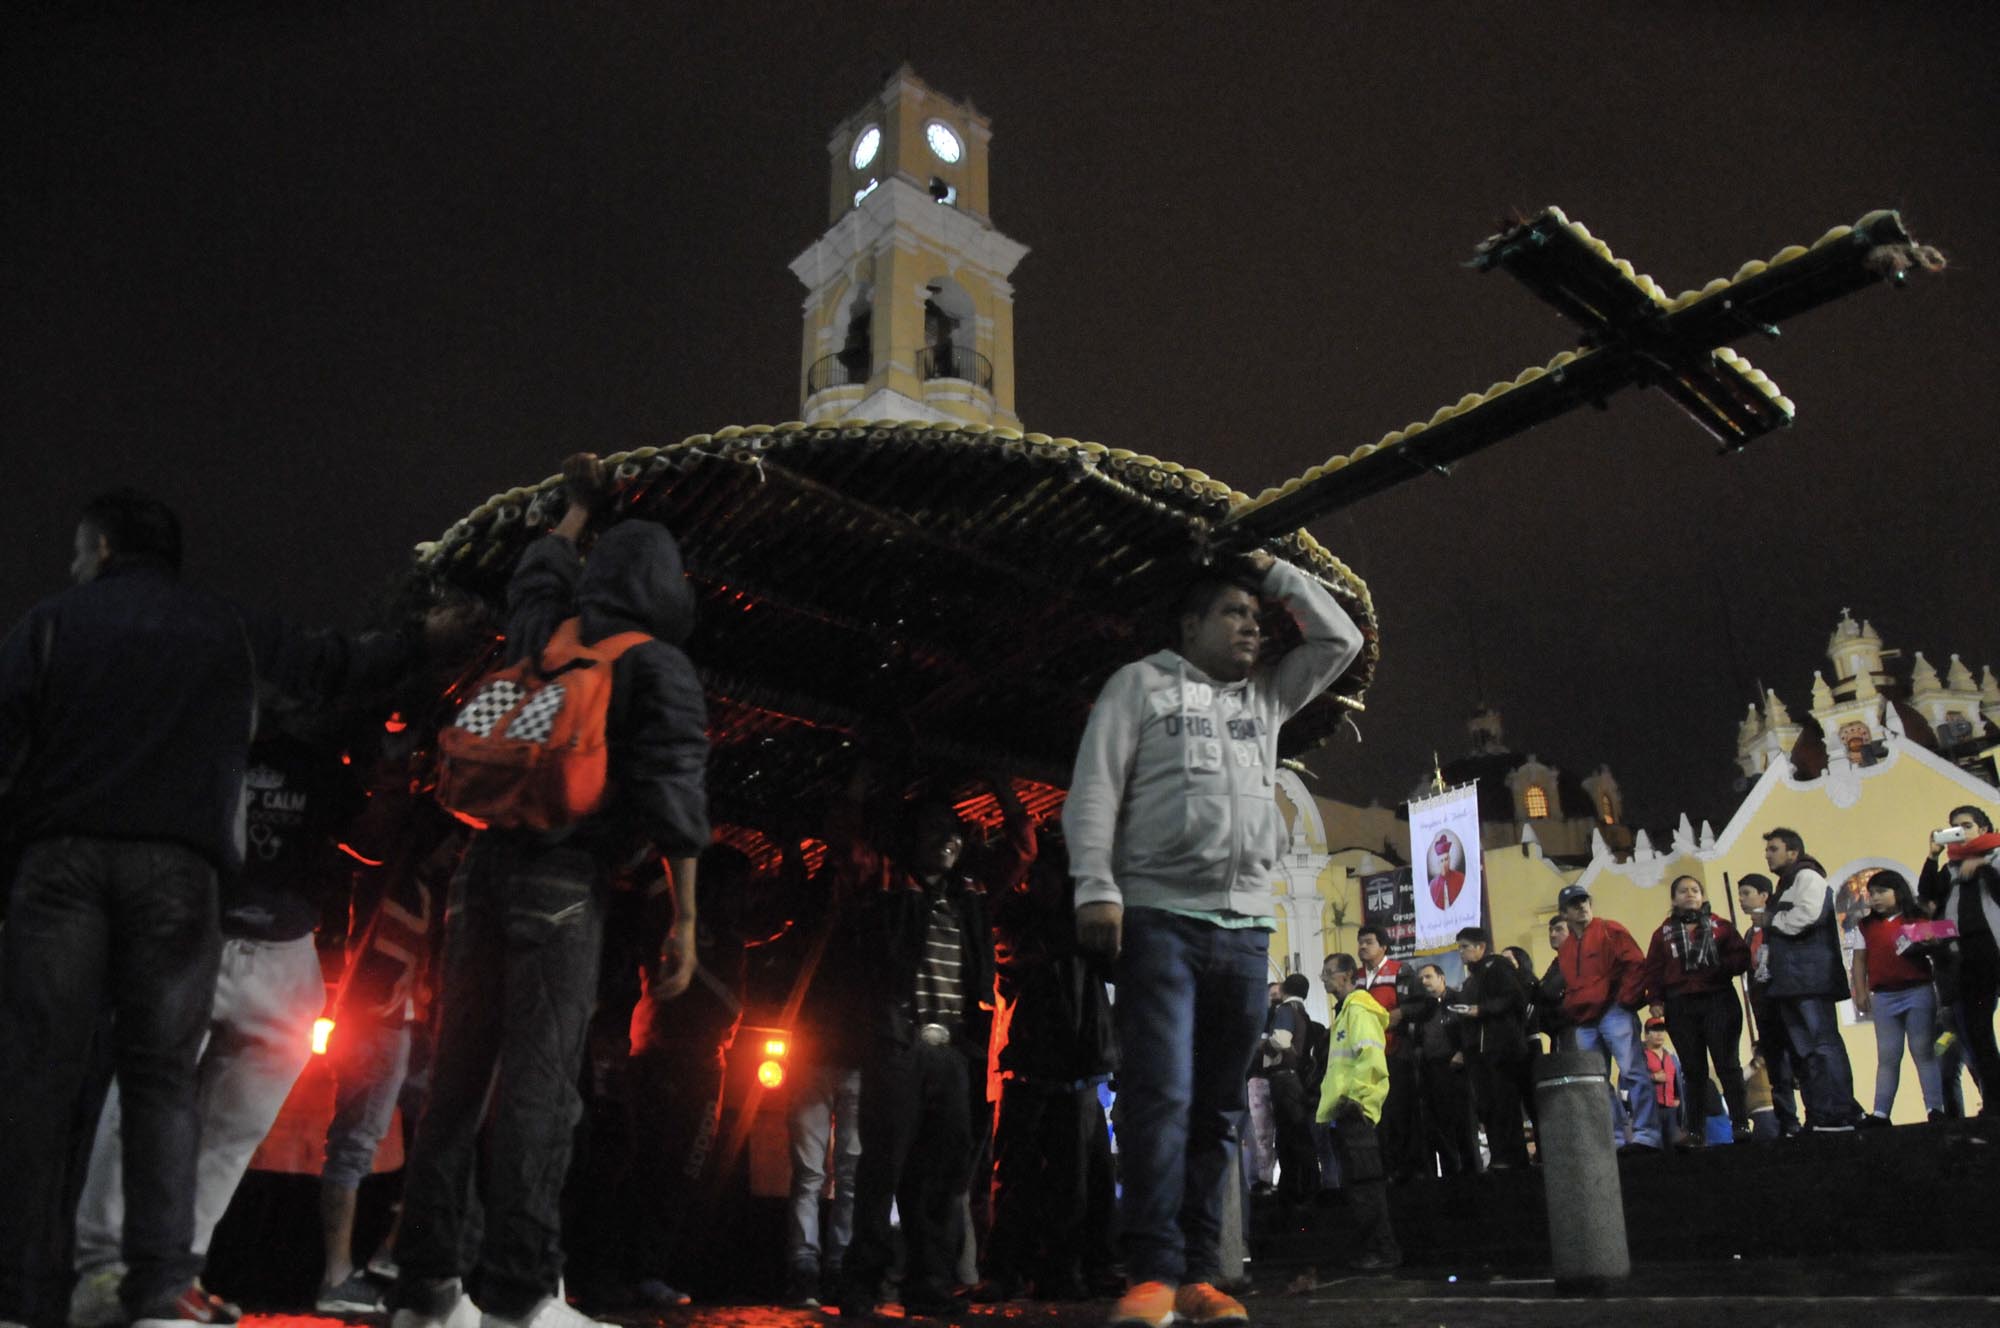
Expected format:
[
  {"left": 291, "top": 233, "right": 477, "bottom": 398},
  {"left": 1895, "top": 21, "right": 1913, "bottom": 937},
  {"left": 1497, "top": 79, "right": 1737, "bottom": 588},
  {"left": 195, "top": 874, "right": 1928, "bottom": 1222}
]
[{"left": 2, "top": 476, "right": 1992, "bottom": 1328}]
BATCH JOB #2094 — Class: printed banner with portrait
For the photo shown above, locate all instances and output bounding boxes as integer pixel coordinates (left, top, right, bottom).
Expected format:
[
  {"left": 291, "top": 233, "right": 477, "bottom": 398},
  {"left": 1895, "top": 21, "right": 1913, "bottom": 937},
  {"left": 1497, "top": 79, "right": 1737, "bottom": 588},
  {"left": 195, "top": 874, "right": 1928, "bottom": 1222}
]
[
  {"left": 1409, "top": 783, "right": 1483, "bottom": 952},
  {"left": 1359, "top": 867, "right": 1416, "bottom": 963}
]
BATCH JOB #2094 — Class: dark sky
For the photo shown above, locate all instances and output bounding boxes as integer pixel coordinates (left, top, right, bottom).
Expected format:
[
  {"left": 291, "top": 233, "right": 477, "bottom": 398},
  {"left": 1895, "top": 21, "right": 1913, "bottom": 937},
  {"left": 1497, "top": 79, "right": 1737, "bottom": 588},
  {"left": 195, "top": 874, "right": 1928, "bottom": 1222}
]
[{"left": 6, "top": 2, "right": 1995, "bottom": 831}]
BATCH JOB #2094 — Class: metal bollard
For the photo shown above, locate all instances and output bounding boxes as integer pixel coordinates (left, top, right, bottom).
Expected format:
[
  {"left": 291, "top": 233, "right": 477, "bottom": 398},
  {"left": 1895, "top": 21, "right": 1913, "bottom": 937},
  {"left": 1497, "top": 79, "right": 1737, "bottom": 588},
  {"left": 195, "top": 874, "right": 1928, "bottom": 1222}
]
[{"left": 1533, "top": 1050, "right": 1630, "bottom": 1292}]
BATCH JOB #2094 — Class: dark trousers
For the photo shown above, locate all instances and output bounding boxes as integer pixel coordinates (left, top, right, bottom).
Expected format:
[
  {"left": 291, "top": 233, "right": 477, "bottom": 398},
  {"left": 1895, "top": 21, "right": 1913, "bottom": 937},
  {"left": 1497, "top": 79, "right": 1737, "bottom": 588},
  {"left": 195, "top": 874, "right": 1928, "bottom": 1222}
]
[
  {"left": 1958, "top": 933, "right": 2000, "bottom": 1116},
  {"left": 1750, "top": 996, "right": 1801, "bottom": 1133},
  {"left": 984, "top": 1078, "right": 1095, "bottom": 1285},
  {"left": 1081, "top": 1089, "right": 1119, "bottom": 1279},
  {"left": 395, "top": 839, "right": 607, "bottom": 1319},
  {"left": 1777, "top": 996, "right": 1859, "bottom": 1128},
  {"left": 1663, "top": 988, "right": 1749, "bottom": 1127},
  {"left": 1468, "top": 1052, "right": 1528, "bottom": 1167},
  {"left": 1266, "top": 1069, "right": 1319, "bottom": 1199},
  {"left": 626, "top": 1045, "right": 726, "bottom": 1279},
  {"left": 1329, "top": 1113, "right": 1398, "bottom": 1263},
  {"left": 1378, "top": 1053, "right": 1422, "bottom": 1181},
  {"left": 843, "top": 1038, "right": 975, "bottom": 1305},
  {"left": 0, "top": 838, "right": 219, "bottom": 1327},
  {"left": 1416, "top": 1059, "right": 1474, "bottom": 1175}
]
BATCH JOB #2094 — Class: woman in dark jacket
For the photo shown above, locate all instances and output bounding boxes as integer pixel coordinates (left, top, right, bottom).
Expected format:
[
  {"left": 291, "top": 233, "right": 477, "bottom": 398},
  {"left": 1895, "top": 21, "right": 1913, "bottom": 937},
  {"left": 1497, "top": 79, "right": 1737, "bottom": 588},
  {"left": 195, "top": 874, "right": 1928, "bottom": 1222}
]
[{"left": 1642, "top": 876, "right": 1752, "bottom": 1140}]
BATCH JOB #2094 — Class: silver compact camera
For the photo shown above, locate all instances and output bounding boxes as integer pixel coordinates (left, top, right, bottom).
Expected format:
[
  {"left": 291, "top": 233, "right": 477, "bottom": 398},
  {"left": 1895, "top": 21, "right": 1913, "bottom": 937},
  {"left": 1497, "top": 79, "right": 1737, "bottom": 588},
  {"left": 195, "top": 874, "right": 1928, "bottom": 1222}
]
[{"left": 1935, "top": 825, "right": 1973, "bottom": 846}]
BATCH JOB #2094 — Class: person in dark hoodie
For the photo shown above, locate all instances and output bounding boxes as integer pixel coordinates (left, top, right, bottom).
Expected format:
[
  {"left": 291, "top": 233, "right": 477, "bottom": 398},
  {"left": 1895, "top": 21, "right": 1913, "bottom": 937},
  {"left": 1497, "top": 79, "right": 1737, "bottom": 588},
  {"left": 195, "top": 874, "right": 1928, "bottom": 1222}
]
[
  {"left": 1760, "top": 828, "right": 1862, "bottom": 1131},
  {"left": 0, "top": 488, "right": 460, "bottom": 1328},
  {"left": 387, "top": 456, "right": 710, "bottom": 1328}
]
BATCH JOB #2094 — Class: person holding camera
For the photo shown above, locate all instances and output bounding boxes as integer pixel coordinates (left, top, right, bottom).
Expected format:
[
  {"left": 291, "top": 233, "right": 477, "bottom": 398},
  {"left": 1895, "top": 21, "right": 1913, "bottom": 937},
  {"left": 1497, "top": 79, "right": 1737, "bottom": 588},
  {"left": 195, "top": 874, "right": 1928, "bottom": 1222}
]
[
  {"left": 1918, "top": 807, "right": 2000, "bottom": 1118},
  {"left": 1642, "top": 875, "right": 1752, "bottom": 1142}
]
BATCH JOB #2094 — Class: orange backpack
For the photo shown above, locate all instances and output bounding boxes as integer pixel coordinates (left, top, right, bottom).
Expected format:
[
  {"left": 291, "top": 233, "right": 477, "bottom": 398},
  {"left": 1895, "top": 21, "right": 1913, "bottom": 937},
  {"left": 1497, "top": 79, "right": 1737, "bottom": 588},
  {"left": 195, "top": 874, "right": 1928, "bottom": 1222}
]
[{"left": 435, "top": 618, "right": 651, "bottom": 831}]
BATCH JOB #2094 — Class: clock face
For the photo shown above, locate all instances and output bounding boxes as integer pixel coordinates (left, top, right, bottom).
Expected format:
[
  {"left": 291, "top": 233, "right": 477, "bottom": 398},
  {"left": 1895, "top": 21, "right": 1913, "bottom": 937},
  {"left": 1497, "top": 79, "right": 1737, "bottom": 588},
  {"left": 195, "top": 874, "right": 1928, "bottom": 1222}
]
[
  {"left": 925, "top": 121, "right": 962, "bottom": 164},
  {"left": 851, "top": 126, "right": 881, "bottom": 171}
]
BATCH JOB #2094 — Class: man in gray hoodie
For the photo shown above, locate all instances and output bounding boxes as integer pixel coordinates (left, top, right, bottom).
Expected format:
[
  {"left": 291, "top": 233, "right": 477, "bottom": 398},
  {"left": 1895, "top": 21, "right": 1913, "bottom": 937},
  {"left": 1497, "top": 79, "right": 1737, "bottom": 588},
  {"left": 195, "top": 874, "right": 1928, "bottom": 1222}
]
[{"left": 1063, "top": 549, "right": 1362, "bottom": 1328}]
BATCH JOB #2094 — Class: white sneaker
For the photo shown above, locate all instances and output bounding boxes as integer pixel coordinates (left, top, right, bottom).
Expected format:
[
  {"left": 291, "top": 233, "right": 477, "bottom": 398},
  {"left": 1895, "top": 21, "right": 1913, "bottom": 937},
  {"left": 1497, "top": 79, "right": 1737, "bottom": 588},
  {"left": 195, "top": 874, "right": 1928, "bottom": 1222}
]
[
  {"left": 68, "top": 1265, "right": 126, "bottom": 1328},
  {"left": 480, "top": 1296, "right": 613, "bottom": 1328},
  {"left": 391, "top": 1289, "right": 481, "bottom": 1328}
]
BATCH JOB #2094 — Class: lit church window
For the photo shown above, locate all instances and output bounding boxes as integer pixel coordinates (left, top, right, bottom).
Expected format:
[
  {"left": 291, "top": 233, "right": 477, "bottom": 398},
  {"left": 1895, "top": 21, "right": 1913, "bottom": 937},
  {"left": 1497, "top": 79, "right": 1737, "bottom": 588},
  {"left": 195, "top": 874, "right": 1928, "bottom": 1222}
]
[{"left": 1525, "top": 785, "right": 1549, "bottom": 819}]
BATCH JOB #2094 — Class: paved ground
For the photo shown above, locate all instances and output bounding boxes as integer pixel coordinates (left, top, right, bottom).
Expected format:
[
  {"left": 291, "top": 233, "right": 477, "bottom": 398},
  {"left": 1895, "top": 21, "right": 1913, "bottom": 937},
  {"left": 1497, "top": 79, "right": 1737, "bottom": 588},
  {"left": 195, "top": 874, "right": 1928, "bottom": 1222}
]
[
  {"left": 236, "top": 1256, "right": 2000, "bottom": 1328},
  {"left": 236, "top": 1294, "right": 2000, "bottom": 1328}
]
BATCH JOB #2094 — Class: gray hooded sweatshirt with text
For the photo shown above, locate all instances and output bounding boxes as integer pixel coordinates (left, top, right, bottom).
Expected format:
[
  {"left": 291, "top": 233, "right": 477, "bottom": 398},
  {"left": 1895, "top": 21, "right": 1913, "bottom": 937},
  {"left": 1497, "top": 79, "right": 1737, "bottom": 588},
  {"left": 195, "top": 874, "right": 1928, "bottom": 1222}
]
[{"left": 1063, "top": 560, "right": 1362, "bottom": 919}]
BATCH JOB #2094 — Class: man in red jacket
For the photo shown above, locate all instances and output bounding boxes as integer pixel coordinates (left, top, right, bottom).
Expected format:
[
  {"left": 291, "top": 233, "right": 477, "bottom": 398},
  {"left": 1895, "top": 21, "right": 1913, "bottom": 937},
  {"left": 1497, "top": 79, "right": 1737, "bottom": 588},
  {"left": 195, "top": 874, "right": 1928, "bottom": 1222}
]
[{"left": 1555, "top": 885, "right": 1660, "bottom": 1153}]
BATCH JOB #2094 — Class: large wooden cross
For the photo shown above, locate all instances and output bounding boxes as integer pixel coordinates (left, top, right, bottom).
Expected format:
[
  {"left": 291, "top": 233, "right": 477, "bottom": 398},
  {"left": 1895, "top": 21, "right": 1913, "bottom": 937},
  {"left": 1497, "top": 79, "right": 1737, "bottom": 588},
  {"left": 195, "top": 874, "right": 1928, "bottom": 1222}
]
[
  {"left": 421, "top": 206, "right": 1940, "bottom": 810},
  {"left": 1220, "top": 207, "right": 1942, "bottom": 542}
]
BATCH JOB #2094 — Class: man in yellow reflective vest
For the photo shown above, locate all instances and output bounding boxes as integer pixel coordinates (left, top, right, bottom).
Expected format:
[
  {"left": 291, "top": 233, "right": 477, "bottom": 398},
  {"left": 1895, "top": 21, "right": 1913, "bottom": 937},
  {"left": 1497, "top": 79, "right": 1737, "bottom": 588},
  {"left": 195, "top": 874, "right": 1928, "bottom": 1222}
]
[{"left": 1316, "top": 953, "right": 1400, "bottom": 1272}]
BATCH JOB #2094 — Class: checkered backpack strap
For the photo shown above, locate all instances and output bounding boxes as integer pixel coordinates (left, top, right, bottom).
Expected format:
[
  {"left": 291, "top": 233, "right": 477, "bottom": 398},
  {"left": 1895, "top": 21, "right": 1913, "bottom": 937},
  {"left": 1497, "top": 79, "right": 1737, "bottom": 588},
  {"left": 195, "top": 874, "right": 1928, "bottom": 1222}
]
[{"left": 434, "top": 618, "right": 651, "bottom": 831}]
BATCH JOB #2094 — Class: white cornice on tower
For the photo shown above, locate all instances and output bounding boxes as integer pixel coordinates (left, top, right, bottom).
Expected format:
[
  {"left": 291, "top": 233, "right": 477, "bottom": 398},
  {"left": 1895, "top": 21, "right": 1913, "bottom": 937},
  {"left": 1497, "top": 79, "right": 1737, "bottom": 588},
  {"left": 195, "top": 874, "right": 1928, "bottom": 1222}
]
[{"left": 796, "top": 175, "right": 1028, "bottom": 288}]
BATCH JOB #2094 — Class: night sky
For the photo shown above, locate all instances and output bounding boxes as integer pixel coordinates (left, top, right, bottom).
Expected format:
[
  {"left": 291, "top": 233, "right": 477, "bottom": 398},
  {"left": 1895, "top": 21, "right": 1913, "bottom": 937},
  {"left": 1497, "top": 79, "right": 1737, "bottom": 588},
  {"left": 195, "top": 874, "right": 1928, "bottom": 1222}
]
[{"left": 6, "top": 3, "right": 1995, "bottom": 832}]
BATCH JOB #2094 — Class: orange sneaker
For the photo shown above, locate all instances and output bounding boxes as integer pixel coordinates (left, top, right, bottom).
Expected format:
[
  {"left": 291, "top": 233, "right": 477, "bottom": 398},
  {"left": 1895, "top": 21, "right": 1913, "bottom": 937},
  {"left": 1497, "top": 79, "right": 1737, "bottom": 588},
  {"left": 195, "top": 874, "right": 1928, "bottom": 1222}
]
[
  {"left": 1107, "top": 1281, "right": 1176, "bottom": 1328},
  {"left": 1173, "top": 1282, "right": 1248, "bottom": 1325}
]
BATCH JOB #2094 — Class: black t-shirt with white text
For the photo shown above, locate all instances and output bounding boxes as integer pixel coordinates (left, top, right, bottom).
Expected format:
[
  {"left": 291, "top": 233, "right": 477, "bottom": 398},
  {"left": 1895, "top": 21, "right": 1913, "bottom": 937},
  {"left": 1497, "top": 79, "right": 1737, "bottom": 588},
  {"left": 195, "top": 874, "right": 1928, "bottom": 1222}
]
[{"left": 227, "top": 731, "right": 361, "bottom": 941}]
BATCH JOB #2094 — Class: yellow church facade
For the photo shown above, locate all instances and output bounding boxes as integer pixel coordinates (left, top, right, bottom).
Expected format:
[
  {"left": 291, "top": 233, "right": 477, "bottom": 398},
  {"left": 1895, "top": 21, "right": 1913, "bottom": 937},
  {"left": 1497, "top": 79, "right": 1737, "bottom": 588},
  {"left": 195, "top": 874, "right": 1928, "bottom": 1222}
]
[{"left": 1270, "top": 678, "right": 2000, "bottom": 1123}]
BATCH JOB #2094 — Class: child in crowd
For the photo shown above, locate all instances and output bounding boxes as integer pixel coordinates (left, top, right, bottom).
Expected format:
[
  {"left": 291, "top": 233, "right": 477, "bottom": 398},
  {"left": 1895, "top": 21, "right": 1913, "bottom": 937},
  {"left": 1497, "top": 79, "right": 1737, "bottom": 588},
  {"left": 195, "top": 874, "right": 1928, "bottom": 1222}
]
[{"left": 1642, "top": 1019, "right": 1686, "bottom": 1148}]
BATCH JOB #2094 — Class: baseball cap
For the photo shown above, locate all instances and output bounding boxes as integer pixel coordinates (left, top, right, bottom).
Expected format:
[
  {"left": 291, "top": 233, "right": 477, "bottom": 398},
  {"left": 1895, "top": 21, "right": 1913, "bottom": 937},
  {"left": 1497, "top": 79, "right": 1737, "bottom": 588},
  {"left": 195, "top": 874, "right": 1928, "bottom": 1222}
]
[{"left": 1557, "top": 885, "right": 1591, "bottom": 909}]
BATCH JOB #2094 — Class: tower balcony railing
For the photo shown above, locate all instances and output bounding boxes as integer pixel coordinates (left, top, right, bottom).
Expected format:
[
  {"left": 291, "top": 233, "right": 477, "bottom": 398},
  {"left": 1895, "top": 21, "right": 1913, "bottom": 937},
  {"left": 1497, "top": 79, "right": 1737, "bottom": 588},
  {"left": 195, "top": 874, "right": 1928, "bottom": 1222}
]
[
  {"left": 917, "top": 343, "right": 993, "bottom": 393},
  {"left": 805, "top": 349, "right": 871, "bottom": 397}
]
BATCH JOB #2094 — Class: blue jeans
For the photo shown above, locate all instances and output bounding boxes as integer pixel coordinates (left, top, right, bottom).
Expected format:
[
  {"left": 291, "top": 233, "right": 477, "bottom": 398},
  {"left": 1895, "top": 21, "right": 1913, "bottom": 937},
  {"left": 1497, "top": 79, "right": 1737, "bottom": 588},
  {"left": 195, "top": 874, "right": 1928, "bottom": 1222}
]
[
  {"left": 785, "top": 1064, "right": 862, "bottom": 1276},
  {"left": 1778, "top": 996, "right": 1860, "bottom": 1127},
  {"left": 1573, "top": 1006, "right": 1659, "bottom": 1149},
  {"left": 324, "top": 1019, "right": 414, "bottom": 1190},
  {"left": 0, "top": 838, "right": 221, "bottom": 1326},
  {"left": 394, "top": 838, "right": 608, "bottom": 1319},
  {"left": 1869, "top": 986, "right": 1943, "bottom": 1116},
  {"left": 75, "top": 934, "right": 325, "bottom": 1270},
  {"left": 1112, "top": 909, "right": 1269, "bottom": 1285}
]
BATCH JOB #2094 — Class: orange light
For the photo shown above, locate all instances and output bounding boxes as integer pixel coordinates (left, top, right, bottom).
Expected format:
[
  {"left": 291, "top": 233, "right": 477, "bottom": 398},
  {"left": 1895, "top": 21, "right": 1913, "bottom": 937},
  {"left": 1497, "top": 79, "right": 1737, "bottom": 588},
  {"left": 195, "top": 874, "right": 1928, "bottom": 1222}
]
[
  {"left": 384, "top": 712, "right": 408, "bottom": 734},
  {"left": 763, "top": 1038, "right": 788, "bottom": 1058},
  {"left": 756, "top": 1059, "right": 785, "bottom": 1089},
  {"left": 312, "top": 1018, "right": 335, "bottom": 1055}
]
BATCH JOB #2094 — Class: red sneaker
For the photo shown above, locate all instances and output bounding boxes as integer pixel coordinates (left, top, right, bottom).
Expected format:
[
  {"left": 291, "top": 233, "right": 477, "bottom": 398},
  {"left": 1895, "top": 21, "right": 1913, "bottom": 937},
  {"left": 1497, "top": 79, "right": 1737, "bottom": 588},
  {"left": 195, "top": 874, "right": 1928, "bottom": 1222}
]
[{"left": 132, "top": 1284, "right": 242, "bottom": 1328}]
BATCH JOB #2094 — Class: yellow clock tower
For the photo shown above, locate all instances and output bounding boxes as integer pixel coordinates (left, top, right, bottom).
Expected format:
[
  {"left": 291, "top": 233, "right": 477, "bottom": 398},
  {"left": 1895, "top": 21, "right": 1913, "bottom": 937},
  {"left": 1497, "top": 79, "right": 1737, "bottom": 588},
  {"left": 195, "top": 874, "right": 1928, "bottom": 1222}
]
[{"left": 790, "top": 66, "right": 1028, "bottom": 428}]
